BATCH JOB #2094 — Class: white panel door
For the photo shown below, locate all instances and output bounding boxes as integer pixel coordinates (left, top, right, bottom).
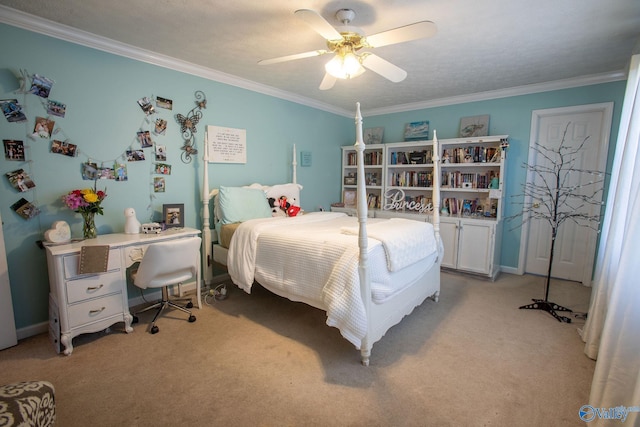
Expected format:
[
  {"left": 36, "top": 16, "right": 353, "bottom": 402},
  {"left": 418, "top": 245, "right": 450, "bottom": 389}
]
[
  {"left": 0, "top": 212, "right": 18, "bottom": 350},
  {"left": 524, "top": 104, "right": 612, "bottom": 284}
]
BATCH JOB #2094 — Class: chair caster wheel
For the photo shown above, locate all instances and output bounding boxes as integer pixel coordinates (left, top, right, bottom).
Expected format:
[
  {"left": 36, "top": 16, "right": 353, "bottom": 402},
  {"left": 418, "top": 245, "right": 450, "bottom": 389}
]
[
  {"left": 150, "top": 325, "right": 159, "bottom": 334},
  {"left": 188, "top": 315, "right": 196, "bottom": 323},
  {"left": 186, "top": 301, "right": 193, "bottom": 309},
  {"left": 132, "top": 315, "right": 139, "bottom": 324}
]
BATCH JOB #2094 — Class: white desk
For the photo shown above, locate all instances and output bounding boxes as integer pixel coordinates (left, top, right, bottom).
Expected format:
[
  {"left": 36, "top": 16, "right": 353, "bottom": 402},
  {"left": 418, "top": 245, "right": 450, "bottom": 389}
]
[{"left": 45, "top": 227, "right": 201, "bottom": 355}]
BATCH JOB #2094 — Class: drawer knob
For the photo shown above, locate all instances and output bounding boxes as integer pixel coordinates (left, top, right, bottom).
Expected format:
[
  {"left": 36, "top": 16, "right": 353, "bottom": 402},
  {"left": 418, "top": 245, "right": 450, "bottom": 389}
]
[
  {"left": 87, "top": 284, "right": 104, "bottom": 291},
  {"left": 89, "top": 307, "right": 106, "bottom": 315}
]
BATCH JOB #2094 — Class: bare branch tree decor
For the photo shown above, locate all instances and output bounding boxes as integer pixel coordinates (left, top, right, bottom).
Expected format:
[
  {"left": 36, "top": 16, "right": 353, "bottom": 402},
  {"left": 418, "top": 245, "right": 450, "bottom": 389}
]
[{"left": 508, "top": 122, "right": 606, "bottom": 323}]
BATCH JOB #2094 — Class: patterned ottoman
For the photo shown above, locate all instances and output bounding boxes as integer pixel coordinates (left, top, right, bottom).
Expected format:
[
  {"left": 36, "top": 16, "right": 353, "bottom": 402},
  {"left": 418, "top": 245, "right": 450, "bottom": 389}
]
[{"left": 0, "top": 381, "right": 56, "bottom": 426}]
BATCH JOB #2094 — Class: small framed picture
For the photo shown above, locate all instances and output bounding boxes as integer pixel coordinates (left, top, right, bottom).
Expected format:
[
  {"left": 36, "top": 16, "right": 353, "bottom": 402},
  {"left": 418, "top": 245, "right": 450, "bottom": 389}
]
[
  {"left": 163, "top": 204, "right": 184, "bottom": 228},
  {"left": 363, "top": 127, "right": 384, "bottom": 144},
  {"left": 343, "top": 189, "right": 357, "bottom": 207},
  {"left": 404, "top": 121, "right": 430, "bottom": 140},
  {"left": 459, "top": 115, "right": 490, "bottom": 137}
]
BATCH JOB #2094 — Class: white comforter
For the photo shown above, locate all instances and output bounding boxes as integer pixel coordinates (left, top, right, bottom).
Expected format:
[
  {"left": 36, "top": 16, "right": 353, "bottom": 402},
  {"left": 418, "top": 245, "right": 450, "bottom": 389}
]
[{"left": 227, "top": 212, "right": 438, "bottom": 348}]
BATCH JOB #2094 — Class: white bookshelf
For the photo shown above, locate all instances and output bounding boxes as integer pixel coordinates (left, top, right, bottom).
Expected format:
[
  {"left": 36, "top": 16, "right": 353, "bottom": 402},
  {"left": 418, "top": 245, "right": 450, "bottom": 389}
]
[{"left": 335, "top": 135, "right": 508, "bottom": 279}]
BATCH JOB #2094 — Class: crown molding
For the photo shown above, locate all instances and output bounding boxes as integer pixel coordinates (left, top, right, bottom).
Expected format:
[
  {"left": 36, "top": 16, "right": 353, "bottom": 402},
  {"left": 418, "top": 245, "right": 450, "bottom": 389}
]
[
  {"left": 0, "top": 5, "right": 625, "bottom": 119},
  {"left": 362, "top": 70, "right": 627, "bottom": 117}
]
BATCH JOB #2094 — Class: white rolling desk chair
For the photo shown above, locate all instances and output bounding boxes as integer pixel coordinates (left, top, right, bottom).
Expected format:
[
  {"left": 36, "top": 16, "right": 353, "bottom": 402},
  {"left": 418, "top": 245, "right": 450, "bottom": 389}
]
[{"left": 131, "top": 236, "right": 201, "bottom": 334}]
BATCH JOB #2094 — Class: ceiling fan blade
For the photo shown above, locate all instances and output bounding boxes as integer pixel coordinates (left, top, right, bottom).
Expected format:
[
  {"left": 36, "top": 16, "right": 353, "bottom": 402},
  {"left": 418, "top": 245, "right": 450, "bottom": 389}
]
[
  {"left": 258, "top": 50, "right": 329, "bottom": 65},
  {"left": 319, "top": 73, "right": 337, "bottom": 91},
  {"left": 366, "top": 21, "right": 437, "bottom": 48},
  {"left": 295, "top": 9, "right": 343, "bottom": 41},
  {"left": 361, "top": 54, "right": 407, "bottom": 83}
]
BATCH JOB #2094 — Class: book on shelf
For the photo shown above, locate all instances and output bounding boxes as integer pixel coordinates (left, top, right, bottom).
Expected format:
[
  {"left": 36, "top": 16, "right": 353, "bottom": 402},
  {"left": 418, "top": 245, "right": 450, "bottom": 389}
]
[
  {"left": 441, "top": 146, "right": 500, "bottom": 164},
  {"left": 367, "top": 193, "right": 380, "bottom": 209},
  {"left": 346, "top": 151, "right": 382, "bottom": 166},
  {"left": 440, "top": 170, "right": 497, "bottom": 189}
]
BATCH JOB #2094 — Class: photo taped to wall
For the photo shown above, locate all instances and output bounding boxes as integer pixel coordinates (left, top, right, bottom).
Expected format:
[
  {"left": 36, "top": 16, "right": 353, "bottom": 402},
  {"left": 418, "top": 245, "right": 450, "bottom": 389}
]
[
  {"left": 137, "top": 96, "right": 155, "bottom": 115},
  {"left": 154, "top": 177, "right": 165, "bottom": 192},
  {"left": 156, "top": 96, "right": 173, "bottom": 110},
  {"left": 50, "top": 140, "right": 77, "bottom": 157},
  {"left": 4, "top": 139, "right": 25, "bottom": 161},
  {"left": 126, "top": 149, "right": 145, "bottom": 161},
  {"left": 155, "top": 163, "right": 171, "bottom": 175},
  {"left": 115, "top": 162, "right": 128, "bottom": 181},
  {"left": 29, "top": 74, "right": 54, "bottom": 98},
  {"left": 137, "top": 130, "right": 153, "bottom": 148},
  {"left": 155, "top": 144, "right": 166, "bottom": 161},
  {"left": 46, "top": 99, "right": 66, "bottom": 117},
  {"left": 6, "top": 169, "right": 35, "bottom": 192}
]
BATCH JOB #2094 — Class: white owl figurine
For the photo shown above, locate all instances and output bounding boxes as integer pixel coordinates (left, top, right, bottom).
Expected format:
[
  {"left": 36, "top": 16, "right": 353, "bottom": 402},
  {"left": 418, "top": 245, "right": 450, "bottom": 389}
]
[{"left": 124, "top": 208, "right": 141, "bottom": 234}]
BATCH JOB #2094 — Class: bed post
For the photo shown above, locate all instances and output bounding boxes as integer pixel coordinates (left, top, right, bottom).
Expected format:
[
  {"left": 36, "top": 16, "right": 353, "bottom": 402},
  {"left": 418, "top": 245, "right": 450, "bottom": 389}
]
[
  {"left": 202, "top": 129, "right": 213, "bottom": 286},
  {"left": 432, "top": 130, "right": 441, "bottom": 247},
  {"left": 292, "top": 143, "right": 297, "bottom": 184},
  {"left": 354, "top": 102, "right": 372, "bottom": 366}
]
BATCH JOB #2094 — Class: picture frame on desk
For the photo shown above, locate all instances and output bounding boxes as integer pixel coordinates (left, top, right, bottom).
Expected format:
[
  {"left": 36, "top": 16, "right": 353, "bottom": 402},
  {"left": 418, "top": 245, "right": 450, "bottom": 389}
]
[
  {"left": 163, "top": 203, "right": 184, "bottom": 228},
  {"left": 343, "top": 190, "right": 357, "bottom": 208}
]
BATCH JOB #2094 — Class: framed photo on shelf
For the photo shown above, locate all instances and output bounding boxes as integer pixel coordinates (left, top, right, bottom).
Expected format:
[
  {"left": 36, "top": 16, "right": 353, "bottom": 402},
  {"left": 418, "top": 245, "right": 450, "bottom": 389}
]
[
  {"left": 363, "top": 127, "right": 384, "bottom": 144},
  {"left": 163, "top": 203, "right": 184, "bottom": 228},
  {"left": 404, "top": 121, "right": 430, "bottom": 140},
  {"left": 459, "top": 115, "right": 490, "bottom": 137},
  {"left": 343, "top": 189, "right": 357, "bottom": 207}
]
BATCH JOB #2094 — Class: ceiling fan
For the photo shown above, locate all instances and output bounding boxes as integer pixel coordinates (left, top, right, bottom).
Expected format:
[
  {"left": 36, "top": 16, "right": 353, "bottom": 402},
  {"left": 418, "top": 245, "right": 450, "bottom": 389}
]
[{"left": 258, "top": 9, "right": 437, "bottom": 90}]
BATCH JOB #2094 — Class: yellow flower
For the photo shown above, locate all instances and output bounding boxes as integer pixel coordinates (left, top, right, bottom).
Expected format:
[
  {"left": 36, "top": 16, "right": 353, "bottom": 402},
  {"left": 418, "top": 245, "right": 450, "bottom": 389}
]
[{"left": 84, "top": 192, "right": 98, "bottom": 203}]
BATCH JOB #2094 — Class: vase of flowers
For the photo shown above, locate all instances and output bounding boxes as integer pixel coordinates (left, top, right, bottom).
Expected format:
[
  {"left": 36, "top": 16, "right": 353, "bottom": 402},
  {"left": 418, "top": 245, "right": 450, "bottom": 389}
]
[{"left": 62, "top": 186, "right": 107, "bottom": 239}]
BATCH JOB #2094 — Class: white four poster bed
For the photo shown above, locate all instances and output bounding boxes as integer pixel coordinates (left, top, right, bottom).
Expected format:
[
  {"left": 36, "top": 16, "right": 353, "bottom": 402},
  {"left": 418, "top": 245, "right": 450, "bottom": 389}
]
[{"left": 201, "top": 103, "right": 442, "bottom": 365}]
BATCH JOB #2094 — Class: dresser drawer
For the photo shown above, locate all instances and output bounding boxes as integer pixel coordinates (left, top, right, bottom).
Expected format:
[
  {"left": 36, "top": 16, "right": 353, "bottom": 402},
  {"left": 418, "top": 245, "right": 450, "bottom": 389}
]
[
  {"left": 65, "top": 270, "right": 122, "bottom": 304},
  {"left": 63, "top": 249, "right": 121, "bottom": 279},
  {"left": 67, "top": 293, "right": 123, "bottom": 328}
]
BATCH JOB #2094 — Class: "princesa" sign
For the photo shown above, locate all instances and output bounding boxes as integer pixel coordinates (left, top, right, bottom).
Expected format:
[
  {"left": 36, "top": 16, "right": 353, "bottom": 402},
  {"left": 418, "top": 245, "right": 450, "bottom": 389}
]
[{"left": 383, "top": 189, "right": 433, "bottom": 214}]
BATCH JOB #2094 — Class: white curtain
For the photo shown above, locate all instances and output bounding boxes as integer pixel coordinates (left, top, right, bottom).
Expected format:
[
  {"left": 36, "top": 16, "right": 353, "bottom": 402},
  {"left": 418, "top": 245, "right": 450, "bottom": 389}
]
[{"left": 580, "top": 54, "right": 640, "bottom": 424}]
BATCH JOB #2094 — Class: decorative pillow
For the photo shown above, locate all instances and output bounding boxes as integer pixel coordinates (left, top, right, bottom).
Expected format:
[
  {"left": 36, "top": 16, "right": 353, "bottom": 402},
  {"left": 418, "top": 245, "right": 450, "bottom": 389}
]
[
  {"left": 265, "top": 183, "right": 303, "bottom": 207},
  {"left": 218, "top": 186, "right": 272, "bottom": 224}
]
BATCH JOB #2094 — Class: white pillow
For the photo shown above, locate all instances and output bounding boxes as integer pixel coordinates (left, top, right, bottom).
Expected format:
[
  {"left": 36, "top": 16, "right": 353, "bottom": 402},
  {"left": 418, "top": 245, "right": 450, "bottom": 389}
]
[{"left": 265, "top": 183, "right": 303, "bottom": 206}]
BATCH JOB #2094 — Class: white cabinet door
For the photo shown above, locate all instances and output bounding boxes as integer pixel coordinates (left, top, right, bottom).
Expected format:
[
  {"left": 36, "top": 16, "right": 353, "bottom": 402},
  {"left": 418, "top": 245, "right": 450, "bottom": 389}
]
[
  {"left": 0, "top": 212, "right": 18, "bottom": 350},
  {"left": 438, "top": 220, "right": 459, "bottom": 269},
  {"left": 457, "top": 221, "right": 494, "bottom": 275}
]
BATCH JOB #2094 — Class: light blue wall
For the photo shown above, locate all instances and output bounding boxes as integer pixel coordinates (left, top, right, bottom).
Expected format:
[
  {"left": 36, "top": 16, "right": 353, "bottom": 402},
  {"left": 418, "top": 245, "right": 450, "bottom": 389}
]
[
  {"left": 0, "top": 24, "right": 352, "bottom": 330},
  {"left": 0, "top": 22, "right": 626, "bottom": 333},
  {"left": 363, "top": 85, "right": 625, "bottom": 270}
]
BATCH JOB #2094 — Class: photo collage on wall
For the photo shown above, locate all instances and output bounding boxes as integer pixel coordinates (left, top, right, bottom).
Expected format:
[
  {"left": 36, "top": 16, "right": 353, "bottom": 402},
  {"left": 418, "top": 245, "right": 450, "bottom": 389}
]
[{"left": 1, "top": 69, "right": 191, "bottom": 219}]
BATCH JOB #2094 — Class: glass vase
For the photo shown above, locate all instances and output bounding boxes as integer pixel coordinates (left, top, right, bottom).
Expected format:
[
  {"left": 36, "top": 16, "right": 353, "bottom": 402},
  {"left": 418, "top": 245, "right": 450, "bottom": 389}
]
[{"left": 82, "top": 212, "right": 97, "bottom": 239}]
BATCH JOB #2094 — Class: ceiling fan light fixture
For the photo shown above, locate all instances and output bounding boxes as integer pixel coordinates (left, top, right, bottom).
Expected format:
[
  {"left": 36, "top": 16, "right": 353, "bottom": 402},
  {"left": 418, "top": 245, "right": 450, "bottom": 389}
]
[{"left": 325, "top": 51, "right": 365, "bottom": 79}]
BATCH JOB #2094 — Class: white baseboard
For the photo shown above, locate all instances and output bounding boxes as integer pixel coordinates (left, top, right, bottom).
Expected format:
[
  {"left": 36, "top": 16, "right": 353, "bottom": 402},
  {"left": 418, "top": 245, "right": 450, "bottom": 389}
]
[
  {"left": 499, "top": 265, "right": 520, "bottom": 275},
  {"left": 17, "top": 322, "right": 48, "bottom": 340}
]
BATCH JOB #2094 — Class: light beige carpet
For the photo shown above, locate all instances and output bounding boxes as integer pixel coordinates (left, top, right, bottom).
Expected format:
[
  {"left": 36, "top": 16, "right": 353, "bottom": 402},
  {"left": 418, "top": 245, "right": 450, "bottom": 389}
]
[{"left": 0, "top": 272, "right": 594, "bottom": 426}]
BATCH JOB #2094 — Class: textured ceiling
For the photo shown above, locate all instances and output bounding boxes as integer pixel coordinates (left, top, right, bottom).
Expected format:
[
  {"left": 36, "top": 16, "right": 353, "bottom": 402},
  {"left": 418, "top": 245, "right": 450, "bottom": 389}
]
[{"left": 1, "top": 0, "right": 639, "bottom": 116}]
